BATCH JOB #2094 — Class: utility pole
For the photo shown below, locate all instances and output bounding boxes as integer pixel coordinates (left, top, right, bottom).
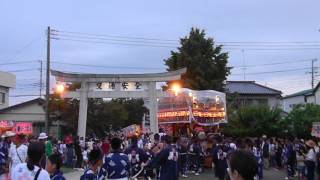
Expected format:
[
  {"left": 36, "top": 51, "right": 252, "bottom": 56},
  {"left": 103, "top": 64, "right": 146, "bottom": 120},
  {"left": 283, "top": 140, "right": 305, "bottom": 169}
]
[
  {"left": 39, "top": 60, "right": 43, "bottom": 97},
  {"left": 45, "top": 26, "right": 51, "bottom": 134},
  {"left": 311, "top": 59, "right": 318, "bottom": 88}
]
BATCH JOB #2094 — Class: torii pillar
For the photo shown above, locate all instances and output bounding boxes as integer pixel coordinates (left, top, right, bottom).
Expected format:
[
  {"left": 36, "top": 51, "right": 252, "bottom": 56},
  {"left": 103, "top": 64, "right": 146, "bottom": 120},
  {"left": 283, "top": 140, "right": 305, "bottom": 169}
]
[{"left": 51, "top": 68, "right": 186, "bottom": 138}]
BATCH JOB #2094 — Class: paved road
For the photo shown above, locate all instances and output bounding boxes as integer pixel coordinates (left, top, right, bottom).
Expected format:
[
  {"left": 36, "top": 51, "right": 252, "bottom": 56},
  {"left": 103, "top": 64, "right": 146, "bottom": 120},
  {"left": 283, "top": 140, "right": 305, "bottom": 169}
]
[{"left": 65, "top": 168, "right": 289, "bottom": 180}]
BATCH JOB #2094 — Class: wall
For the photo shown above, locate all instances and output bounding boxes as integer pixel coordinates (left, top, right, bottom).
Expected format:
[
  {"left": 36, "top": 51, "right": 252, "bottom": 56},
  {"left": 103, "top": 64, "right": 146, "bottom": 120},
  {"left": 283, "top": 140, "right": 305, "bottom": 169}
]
[
  {"left": 306, "top": 95, "right": 315, "bottom": 104},
  {"left": 0, "top": 86, "right": 9, "bottom": 109},
  {"left": 314, "top": 88, "right": 320, "bottom": 104},
  {"left": 268, "top": 96, "right": 281, "bottom": 109},
  {"left": 0, "top": 71, "right": 16, "bottom": 88},
  {"left": 0, "top": 102, "right": 45, "bottom": 122},
  {"left": 282, "top": 96, "right": 305, "bottom": 112},
  {"left": 235, "top": 95, "right": 281, "bottom": 109}
]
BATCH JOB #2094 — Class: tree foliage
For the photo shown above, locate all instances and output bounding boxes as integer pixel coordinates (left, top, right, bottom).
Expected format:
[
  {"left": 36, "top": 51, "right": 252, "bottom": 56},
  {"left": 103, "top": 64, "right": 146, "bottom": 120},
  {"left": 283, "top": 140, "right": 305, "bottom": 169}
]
[
  {"left": 281, "top": 104, "right": 320, "bottom": 138},
  {"left": 164, "top": 27, "right": 231, "bottom": 91},
  {"left": 224, "top": 105, "right": 283, "bottom": 137},
  {"left": 49, "top": 96, "right": 147, "bottom": 137}
]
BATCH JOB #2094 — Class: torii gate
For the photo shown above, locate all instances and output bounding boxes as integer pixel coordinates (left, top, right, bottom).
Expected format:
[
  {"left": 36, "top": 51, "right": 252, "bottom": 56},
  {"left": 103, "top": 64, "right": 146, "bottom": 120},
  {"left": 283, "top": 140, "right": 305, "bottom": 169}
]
[{"left": 51, "top": 68, "right": 186, "bottom": 138}]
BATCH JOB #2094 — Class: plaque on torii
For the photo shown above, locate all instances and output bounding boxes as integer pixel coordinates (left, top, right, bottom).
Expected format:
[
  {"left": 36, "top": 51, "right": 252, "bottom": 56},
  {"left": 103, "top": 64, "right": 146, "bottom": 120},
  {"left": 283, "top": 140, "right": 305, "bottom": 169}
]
[{"left": 51, "top": 68, "right": 186, "bottom": 138}]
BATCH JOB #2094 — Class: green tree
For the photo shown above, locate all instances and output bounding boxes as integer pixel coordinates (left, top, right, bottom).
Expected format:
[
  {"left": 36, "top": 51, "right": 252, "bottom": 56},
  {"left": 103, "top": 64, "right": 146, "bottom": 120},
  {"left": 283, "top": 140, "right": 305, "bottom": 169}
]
[
  {"left": 50, "top": 96, "right": 147, "bottom": 137},
  {"left": 282, "top": 104, "right": 320, "bottom": 138},
  {"left": 164, "top": 27, "right": 231, "bottom": 91},
  {"left": 224, "top": 105, "right": 283, "bottom": 137}
]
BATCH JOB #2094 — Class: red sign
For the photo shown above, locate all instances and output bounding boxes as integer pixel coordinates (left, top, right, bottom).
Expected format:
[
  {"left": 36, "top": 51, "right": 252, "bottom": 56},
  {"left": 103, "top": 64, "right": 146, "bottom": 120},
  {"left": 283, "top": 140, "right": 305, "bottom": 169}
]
[
  {"left": 0, "top": 120, "right": 14, "bottom": 129},
  {"left": 13, "top": 122, "right": 33, "bottom": 135}
]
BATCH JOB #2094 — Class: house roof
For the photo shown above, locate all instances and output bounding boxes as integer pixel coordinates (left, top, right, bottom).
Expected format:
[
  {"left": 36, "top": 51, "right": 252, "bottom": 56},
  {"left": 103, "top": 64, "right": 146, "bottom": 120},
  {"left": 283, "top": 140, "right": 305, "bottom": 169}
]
[
  {"left": 283, "top": 88, "right": 314, "bottom": 99},
  {"left": 226, "top": 81, "right": 282, "bottom": 95},
  {"left": 0, "top": 98, "right": 44, "bottom": 113}
]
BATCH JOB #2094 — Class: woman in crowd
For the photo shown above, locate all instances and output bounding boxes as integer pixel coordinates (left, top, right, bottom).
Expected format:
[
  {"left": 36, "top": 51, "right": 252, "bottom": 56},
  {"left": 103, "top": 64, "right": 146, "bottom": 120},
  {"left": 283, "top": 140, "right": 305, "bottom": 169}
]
[
  {"left": 305, "top": 140, "right": 316, "bottom": 180},
  {"left": 11, "top": 141, "right": 50, "bottom": 180}
]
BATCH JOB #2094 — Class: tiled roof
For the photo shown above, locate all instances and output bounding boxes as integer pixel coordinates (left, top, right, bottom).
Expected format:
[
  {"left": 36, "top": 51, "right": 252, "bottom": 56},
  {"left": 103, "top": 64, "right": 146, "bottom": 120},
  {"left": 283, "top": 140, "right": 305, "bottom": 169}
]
[
  {"left": 0, "top": 98, "right": 44, "bottom": 113},
  {"left": 283, "top": 88, "right": 314, "bottom": 99},
  {"left": 226, "top": 81, "right": 282, "bottom": 95}
]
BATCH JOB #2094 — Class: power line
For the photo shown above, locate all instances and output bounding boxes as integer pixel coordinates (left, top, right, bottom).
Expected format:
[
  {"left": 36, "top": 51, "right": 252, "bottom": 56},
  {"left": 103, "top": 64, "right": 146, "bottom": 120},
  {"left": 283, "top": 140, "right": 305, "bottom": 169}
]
[
  {"left": 52, "top": 34, "right": 178, "bottom": 45},
  {"left": 0, "top": 60, "right": 38, "bottom": 66},
  {"left": 225, "top": 48, "right": 320, "bottom": 51},
  {"left": 7, "top": 68, "right": 39, "bottom": 73},
  {"left": 232, "top": 58, "right": 314, "bottom": 68},
  {"left": 54, "top": 37, "right": 320, "bottom": 51},
  {"left": 54, "top": 29, "right": 320, "bottom": 50},
  {"left": 231, "top": 67, "right": 310, "bottom": 76},
  {"left": 52, "top": 61, "right": 164, "bottom": 70},
  {"left": 55, "top": 30, "right": 178, "bottom": 42},
  {"left": 55, "top": 29, "right": 320, "bottom": 45},
  {"left": 6, "top": 36, "right": 42, "bottom": 62},
  {"left": 53, "top": 38, "right": 177, "bottom": 48},
  {"left": 223, "top": 44, "right": 320, "bottom": 47},
  {"left": 221, "top": 41, "right": 320, "bottom": 44}
]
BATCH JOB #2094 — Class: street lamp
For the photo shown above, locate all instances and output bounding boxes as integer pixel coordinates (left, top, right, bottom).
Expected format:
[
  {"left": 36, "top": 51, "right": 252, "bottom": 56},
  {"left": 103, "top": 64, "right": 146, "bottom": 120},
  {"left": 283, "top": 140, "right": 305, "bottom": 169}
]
[
  {"left": 55, "top": 84, "right": 65, "bottom": 94},
  {"left": 171, "top": 83, "right": 181, "bottom": 96}
]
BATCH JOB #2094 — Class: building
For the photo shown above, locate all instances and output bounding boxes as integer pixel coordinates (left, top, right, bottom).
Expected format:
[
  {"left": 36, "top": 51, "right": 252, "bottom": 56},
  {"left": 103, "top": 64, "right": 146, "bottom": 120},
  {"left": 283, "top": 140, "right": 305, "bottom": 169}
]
[
  {"left": 226, "top": 81, "right": 282, "bottom": 108},
  {"left": 282, "top": 83, "right": 320, "bottom": 112},
  {"left": 0, "top": 71, "right": 16, "bottom": 109},
  {"left": 0, "top": 98, "right": 62, "bottom": 137},
  {"left": 0, "top": 98, "right": 45, "bottom": 135}
]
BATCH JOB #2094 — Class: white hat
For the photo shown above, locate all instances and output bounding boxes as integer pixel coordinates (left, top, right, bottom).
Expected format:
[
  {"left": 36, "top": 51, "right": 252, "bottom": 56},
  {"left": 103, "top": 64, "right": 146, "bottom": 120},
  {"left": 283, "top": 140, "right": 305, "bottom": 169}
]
[
  {"left": 230, "top": 143, "right": 237, "bottom": 150},
  {"left": 1, "top": 131, "right": 16, "bottom": 138},
  {"left": 262, "top": 135, "right": 267, "bottom": 139},
  {"left": 38, "top": 132, "right": 48, "bottom": 140}
]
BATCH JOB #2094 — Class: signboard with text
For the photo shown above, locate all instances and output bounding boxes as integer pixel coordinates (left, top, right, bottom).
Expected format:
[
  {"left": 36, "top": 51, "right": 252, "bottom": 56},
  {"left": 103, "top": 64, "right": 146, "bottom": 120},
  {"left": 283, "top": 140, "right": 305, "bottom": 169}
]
[{"left": 13, "top": 122, "right": 33, "bottom": 135}]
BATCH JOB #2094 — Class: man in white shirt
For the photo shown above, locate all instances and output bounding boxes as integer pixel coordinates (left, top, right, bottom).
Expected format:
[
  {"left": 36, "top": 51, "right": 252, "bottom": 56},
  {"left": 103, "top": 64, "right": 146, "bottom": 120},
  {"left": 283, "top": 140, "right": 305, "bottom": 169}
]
[{"left": 9, "top": 134, "right": 28, "bottom": 170}]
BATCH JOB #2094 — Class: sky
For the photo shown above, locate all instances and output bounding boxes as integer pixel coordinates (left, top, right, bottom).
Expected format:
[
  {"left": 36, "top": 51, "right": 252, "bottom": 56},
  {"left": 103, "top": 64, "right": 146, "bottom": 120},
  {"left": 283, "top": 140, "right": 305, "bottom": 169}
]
[{"left": 0, "top": 0, "right": 320, "bottom": 105}]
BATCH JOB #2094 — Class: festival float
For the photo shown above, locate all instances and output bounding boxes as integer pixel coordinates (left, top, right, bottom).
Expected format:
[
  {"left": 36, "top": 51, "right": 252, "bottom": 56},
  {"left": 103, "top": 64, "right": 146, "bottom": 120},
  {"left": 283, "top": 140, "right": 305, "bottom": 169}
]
[{"left": 157, "top": 88, "right": 227, "bottom": 136}]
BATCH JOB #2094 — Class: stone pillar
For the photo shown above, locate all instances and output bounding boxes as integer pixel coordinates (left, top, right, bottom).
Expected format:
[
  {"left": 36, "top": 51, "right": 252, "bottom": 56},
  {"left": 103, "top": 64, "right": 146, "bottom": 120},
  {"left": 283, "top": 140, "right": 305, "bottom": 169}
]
[
  {"left": 148, "top": 82, "right": 159, "bottom": 134},
  {"left": 78, "top": 81, "right": 88, "bottom": 138}
]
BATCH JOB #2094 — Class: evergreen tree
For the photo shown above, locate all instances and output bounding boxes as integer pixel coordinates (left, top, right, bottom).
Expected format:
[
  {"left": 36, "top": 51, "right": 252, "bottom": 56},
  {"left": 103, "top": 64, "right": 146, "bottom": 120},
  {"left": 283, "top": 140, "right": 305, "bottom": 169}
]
[{"left": 164, "top": 27, "right": 231, "bottom": 91}]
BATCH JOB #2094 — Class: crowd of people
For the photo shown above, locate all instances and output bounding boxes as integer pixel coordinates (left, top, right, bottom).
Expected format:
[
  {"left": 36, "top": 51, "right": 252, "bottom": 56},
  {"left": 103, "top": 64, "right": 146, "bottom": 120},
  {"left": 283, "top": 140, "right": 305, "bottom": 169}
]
[
  {"left": 0, "top": 129, "right": 320, "bottom": 180},
  {"left": 0, "top": 131, "right": 65, "bottom": 180}
]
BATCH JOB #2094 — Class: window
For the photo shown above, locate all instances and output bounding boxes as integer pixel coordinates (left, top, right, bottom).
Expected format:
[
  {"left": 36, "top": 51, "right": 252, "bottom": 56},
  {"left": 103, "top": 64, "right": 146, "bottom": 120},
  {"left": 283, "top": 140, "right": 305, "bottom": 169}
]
[
  {"left": 256, "top": 99, "right": 268, "bottom": 105},
  {"left": 0, "top": 92, "right": 5, "bottom": 104}
]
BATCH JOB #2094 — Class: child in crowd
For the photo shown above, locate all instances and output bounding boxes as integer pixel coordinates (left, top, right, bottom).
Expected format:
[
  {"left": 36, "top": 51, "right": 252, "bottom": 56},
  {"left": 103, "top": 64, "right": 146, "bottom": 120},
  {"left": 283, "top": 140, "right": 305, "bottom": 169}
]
[
  {"left": 80, "top": 148, "right": 104, "bottom": 180},
  {"left": 46, "top": 153, "right": 66, "bottom": 180}
]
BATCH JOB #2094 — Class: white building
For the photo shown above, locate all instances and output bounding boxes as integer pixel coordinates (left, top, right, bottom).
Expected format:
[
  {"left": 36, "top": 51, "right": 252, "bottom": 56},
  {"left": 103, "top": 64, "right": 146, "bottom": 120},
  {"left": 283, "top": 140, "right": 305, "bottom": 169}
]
[
  {"left": 0, "top": 98, "right": 62, "bottom": 137},
  {"left": 0, "top": 71, "right": 16, "bottom": 109},
  {"left": 0, "top": 98, "right": 45, "bottom": 135},
  {"left": 282, "top": 83, "right": 320, "bottom": 112}
]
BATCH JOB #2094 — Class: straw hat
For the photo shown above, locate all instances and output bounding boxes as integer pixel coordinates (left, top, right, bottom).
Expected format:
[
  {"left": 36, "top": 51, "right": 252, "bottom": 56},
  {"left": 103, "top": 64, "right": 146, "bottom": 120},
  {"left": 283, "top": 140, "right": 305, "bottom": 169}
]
[
  {"left": 1, "top": 131, "right": 16, "bottom": 138},
  {"left": 38, "top": 132, "right": 48, "bottom": 140},
  {"left": 306, "top": 140, "right": 316, "bottom": 148}
]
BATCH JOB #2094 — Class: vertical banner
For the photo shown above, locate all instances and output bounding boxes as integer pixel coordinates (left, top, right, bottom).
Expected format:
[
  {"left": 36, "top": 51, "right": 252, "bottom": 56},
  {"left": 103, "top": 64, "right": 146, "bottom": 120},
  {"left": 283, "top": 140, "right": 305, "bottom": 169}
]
[{"left": 311, "top": 122, "right": 320, "bottom": 137}]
